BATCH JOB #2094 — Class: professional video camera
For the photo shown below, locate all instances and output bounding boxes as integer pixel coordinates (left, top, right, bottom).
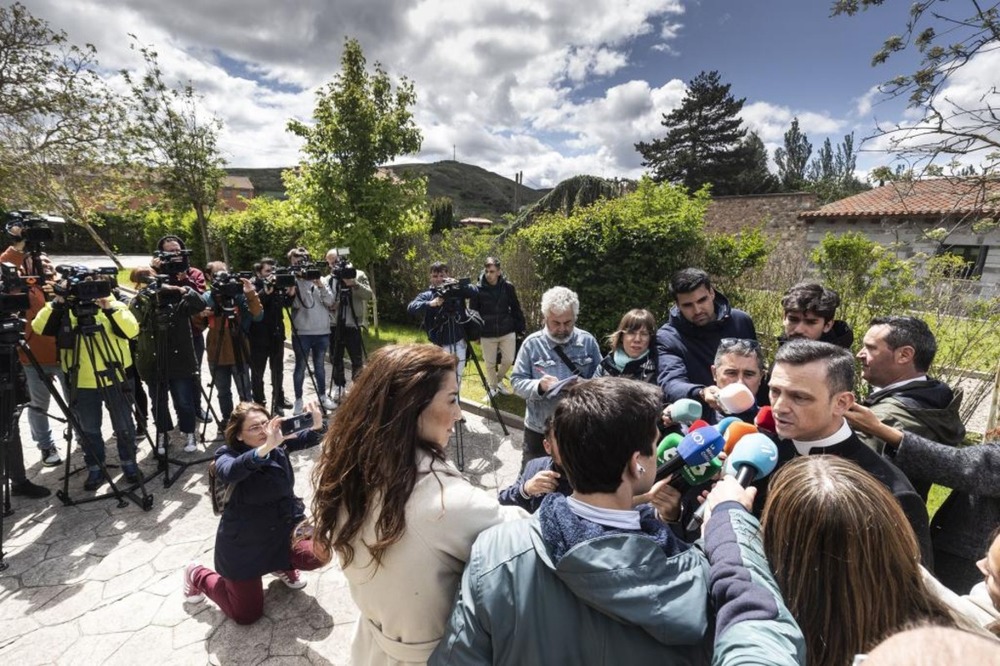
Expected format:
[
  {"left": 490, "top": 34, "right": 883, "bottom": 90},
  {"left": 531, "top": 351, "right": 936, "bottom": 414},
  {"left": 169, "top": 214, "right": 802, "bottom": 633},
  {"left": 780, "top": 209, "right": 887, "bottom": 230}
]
[
  {"left": 292, "top": 262, "right": 324, "bottom": 281},
  {"left": 152, "top": 248, "right": 193, "bottom": 277},
  {"left": 211, "top": 271, "right": 254, "bottom": 300},
  {"left": 137, "top": 274, "right": 184, "bottom": 306},
  {"left": 329, "top": 247, "right": 357, "bottom": 281},
  {"left": 0, "top": 262, "right": 30, "bottom": 315},
  {"left": 431, "top": 277, "right": 471, "bottom": 300},
  {"left": 4, "top": 210, "right": 66, "bottom": 245},
  {"left": 53, "top": 264, "right": 116, "bottom": 302},
  {"left": 268, "top": 266, "right": 298, "bottom": 289}
]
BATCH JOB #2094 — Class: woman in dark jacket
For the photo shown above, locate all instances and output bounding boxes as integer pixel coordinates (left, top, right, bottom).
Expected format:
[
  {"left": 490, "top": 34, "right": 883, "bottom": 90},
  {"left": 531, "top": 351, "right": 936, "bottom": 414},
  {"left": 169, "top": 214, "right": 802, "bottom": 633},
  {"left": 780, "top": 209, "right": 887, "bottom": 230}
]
[
  {"left": 182, "top": 401, "right": 327, "bottom": 625},
  {"left": 593, "top": 308, "right": 658, "bottom": 383}
]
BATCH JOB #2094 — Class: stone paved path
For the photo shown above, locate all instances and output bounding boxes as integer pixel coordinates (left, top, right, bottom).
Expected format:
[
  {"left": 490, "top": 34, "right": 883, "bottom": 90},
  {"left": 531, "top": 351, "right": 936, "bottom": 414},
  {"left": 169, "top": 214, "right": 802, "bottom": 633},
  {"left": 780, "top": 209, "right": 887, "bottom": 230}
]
[{"left": 1, "top": 347, "right": 524, "bottom": 665}]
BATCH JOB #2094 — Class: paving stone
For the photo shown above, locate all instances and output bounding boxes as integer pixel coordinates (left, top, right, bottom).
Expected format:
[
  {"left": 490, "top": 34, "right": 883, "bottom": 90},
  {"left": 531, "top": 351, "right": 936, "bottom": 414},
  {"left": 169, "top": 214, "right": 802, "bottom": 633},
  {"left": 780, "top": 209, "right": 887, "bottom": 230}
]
[
  {"left": 103, "top": 562, "right": 158, "bottom": 599},
  {"left": 31, "top": 582, "right": 105, "bottom": 625},
  {"left": 207, "top": 615, "right": 274, "bottom": 664},
  {"left": 0, "top": 621, "right": 78, "bottom": 664},
  {"left": 104, "top": 625, "right": 175, "bottom": 665},
  {"left": 58, "top": 631, "right": 132, "bottom": 666},
  {"left": 20, "top": 551, "right": 100, "bottom": 587},
  {"left": 78, "top": 590, "right": 163, "bottom": 635},
  {"left": 0, "top": 615, "right": 40, "bottom": 646},
  {"left": 0, "top": 583, "right": 63, "bottom": 620}
]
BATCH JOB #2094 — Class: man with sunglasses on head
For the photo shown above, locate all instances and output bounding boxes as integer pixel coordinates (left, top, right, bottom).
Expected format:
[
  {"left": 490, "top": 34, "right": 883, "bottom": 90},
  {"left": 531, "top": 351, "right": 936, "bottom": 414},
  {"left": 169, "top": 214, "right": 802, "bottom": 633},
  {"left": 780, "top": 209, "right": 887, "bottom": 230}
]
[{"left": 656, "top": 268, "right": 757, "bottom": 420}]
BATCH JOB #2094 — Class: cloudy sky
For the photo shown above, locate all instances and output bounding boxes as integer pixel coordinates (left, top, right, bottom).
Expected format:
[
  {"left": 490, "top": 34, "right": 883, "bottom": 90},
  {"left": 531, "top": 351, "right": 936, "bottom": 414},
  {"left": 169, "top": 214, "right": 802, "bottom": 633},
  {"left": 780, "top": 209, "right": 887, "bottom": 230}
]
[{"left": 22, "top": 0, "right": 999, "bottom": 188}]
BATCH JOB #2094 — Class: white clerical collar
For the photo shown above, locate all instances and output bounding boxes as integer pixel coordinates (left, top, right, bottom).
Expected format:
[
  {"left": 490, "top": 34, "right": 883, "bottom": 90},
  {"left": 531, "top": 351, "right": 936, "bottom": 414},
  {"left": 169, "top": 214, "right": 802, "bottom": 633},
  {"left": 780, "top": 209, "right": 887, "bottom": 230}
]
[
  {"left": 792, "top": 419, "right": 853, "bottom": 456},
  {"left": 873, "top": 375, "right": 928, "bottom": 393},
  {"left": 566, "top": 496, "right": 641, "bottom": 530}
]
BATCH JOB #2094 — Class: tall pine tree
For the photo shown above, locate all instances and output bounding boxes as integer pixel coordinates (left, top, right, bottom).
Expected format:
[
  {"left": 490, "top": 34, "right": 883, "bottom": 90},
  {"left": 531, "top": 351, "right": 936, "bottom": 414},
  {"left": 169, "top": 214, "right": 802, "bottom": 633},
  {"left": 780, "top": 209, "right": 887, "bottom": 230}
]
[
  {"left": 635, "top": 70, "right": 751, "bottom": 195},
  {"left": 774, "top": 117, "right": 812, "bottom": 191}
]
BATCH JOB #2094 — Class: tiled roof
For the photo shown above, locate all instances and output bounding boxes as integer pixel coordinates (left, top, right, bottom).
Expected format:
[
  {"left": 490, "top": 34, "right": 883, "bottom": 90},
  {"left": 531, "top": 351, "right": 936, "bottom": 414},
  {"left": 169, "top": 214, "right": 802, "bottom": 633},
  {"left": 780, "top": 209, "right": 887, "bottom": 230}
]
[
  {"left": 799, "top": 178, "right": 1000, "bottom": 219},
  {"left": 222, "top": 175, "right": 254, "bottom": 190}
]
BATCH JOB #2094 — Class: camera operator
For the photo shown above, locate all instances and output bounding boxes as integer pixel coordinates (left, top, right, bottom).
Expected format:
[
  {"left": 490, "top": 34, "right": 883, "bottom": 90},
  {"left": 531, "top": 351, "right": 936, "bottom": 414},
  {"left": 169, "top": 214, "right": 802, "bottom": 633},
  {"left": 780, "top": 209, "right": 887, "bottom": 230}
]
[
  {"left": 249, "top": 258, "right": 291, "bottom": 414},
  {"left": 407, "top": 262, "right": 478, "bottom": 385},
  {"left": 324, "top": 248, "right": 371, "bottom": 403},
  {"left": 286, "top": 248, "right": 335, "bottom": 412},
  {"left": 130, "top": 266, "right": 206, "bottom": 454},
  {"left": 201, "top": 262, "right": 262, "bottom": 424},
  {"left": 32, "top": 268, "right": 140, "bottom": 491},
  {"left": 151, "top": 235, "right": 210, "bottom": 423},
  {"left": 0, "top": 222, "right": 66, "bottom": 468}
]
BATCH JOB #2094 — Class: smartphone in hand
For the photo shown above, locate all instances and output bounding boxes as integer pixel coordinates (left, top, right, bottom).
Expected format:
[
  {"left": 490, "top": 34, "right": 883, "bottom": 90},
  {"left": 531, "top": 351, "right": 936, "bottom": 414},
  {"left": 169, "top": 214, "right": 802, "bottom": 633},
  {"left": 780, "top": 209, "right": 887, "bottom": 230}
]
[{"left": 280, "top": 412, "right": 314, "bottom": 436}]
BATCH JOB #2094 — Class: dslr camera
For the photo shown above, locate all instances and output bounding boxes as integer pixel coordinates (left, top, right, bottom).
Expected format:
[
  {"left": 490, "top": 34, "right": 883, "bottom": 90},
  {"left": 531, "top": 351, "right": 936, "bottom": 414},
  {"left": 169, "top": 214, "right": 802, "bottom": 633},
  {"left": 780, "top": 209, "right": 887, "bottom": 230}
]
[
  {"left": 153, "top": 248, "right": 193, "bottom": 277},
  {"left": 0, "top": 262, "right": 30, "bottom": 315},
  {"left": 53, "top": 264, "right": 116, "bottom": 302},
  {"left": 5, "top": 210, "right": 65, "bottom": 245},
  {"left": 330, "top": 247, "right": 357, "bottom": 281}
]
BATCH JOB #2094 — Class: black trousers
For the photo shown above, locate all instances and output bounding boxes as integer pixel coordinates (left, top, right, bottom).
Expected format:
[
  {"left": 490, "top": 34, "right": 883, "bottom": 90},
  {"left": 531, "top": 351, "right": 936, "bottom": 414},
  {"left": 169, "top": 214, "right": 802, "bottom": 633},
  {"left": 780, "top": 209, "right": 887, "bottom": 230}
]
[
  {"left": 249, "top": 335, "right": 286, "bottom": 406},
  {"left": 329, "top": 325, "right": 364, "bottom": 387}
]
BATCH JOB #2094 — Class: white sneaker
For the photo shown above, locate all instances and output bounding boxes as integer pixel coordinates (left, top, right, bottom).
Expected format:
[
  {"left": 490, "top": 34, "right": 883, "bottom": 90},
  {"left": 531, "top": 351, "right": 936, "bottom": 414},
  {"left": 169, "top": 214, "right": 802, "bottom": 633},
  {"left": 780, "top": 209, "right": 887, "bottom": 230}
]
[
  {"left": 496, "top": 380, "right": 513, "bottom": 396},
  {"left": 183, "top": 433, "right": 197, "bottom": 453},
  {"left": 320, "top": 395, "right": 336, "bottom": 410},
  {"left": 41, "top": 448, "right": 63, "bottom": 466},
  {"left": 293, "top": 399, "right": 303, "bottom": 414},
  {"left": 156, "top": 432, "right": 168, "bottom": 455},
  {"left": 273, "top": 569, "right": 306, "bottom": 589},
  {"left": 182, "top": 562, "right": 206, "bottom": 604}
]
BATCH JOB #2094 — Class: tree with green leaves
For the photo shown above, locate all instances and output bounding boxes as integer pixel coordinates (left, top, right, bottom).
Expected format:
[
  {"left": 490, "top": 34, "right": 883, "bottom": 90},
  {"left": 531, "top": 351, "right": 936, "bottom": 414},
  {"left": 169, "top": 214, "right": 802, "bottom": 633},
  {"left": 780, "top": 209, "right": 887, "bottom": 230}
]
[
  {"left": 287, "top": 37, "right": 424, "bottom": 277},
  {"left": 429, "top": 197, "right": 454, "bottom": 234},
  {"left": 635, "top": 70, "right": 753, "bottom": 196},
  {"left": 807, "top": 132, "right": 870, "bottom": 203},
  {"left": 774, "top": 117, "right": 813, "bottom": 191},
  {"left": 120, "top": 40, "right": 227, "bottom": 259},
  {"left": 833, "top": 1, "right": 1000, "bottom": 172},
  {"left": 731, "top": 131, "right": 779, "bottom": 194},
  {"left": 0, "top": 3, "right": 128, "bottom": 265}
]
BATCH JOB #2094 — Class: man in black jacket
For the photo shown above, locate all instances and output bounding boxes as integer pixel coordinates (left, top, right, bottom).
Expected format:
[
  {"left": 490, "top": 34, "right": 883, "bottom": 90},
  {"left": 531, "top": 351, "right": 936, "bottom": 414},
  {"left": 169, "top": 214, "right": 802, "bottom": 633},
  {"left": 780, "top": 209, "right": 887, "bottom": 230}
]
[
  {"left": 761, "top": 340, "right": 934, "bottom": 568},
  {"left": 469, "top": 257, "right": 525, "bottom": 398},
  {"left": 778, "top": 282, "right": 853, "bottom": 348},
  {"left": 249, "top": 258, "right": 290, "bottom": 415}
]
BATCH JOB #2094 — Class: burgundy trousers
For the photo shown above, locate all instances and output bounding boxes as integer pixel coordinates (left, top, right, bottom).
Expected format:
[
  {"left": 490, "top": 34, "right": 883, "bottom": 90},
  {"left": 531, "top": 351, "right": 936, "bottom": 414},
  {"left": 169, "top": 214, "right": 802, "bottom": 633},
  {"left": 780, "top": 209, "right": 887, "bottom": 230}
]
[{"left": 191, "top": 538, "right": 324, "bottom": 625}]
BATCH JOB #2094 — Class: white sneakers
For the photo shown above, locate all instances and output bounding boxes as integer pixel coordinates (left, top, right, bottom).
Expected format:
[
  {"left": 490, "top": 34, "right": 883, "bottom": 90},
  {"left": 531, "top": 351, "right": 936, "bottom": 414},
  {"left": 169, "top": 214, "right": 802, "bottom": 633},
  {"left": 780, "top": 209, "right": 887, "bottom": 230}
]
[
  {"left": 182, "top": 562, "right": 205, "bottom": 604},
  {"left": 273, "top": 569, "right": 306, "bottom": 589},
  {"left": 183, "top": 433, "right": 197, "bottom": 453},
  {"left": 293, "top": 399, "right": 304, "bottom": 414},
  {"left": 320, "top": 395, "right": 336, "bottom": 410}
]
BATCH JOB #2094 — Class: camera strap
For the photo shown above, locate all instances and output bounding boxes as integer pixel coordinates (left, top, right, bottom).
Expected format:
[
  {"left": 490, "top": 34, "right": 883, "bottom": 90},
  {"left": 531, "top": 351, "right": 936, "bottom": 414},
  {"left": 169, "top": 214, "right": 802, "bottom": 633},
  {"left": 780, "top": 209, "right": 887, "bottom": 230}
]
[{"left": 552, "top": 344, "right": 580, "bottom": 376}]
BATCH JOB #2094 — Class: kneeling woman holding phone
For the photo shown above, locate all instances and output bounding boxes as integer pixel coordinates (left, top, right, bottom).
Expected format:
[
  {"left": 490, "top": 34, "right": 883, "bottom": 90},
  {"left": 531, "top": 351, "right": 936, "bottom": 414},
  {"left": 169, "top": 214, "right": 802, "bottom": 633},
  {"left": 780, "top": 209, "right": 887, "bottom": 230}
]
[{"left": 182, "top": 400, "right": 327, "bottom": 624}]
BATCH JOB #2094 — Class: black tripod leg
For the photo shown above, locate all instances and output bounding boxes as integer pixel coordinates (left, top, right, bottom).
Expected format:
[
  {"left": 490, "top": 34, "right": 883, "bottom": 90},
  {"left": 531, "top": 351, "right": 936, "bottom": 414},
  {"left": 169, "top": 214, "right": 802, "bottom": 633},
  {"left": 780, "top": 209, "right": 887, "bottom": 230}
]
[{"left": 466, "top": 344, "right": 509, "bottom": 435}]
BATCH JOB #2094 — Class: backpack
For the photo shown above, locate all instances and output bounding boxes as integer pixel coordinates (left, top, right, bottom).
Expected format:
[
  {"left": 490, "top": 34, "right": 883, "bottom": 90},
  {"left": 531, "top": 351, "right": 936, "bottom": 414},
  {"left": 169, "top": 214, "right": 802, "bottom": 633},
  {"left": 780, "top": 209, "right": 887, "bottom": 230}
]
[
  {"left": 462, "top": 308, "right": 484, "bottom": 342},
  {"left": 208, "top": 460, "right": 234, "bottom": 515}
]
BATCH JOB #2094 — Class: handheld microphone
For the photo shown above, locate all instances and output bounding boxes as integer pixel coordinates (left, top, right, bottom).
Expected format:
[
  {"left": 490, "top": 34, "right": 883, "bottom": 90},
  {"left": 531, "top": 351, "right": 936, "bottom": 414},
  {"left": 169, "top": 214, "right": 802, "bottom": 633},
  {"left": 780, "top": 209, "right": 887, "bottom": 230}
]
[
  {"left": 665, "top": 398, "right": 702, "bottom": 424},
  {"left": 718, "top": 383, "right": 755, "bottom": 415},
  {"left": 657, "top": 433, "right": 723, "bottom": 490},
  {"left": 754, "top": 406, "right": 776, "bottom": 433},
  {"left": 687, "top": 419, "right": 710, "bottom": 433},
  {"left": 716, "top": 416, "right": 741, "bottom": 436},
  {"left": 655, "top": 426, "right": 724, "bottom": 481},
  {"left": 722, "top": 421, "right": 758, "bottom": 455},
  {"left": 687, "top": 433, "right": 780, "bottom": 531}
]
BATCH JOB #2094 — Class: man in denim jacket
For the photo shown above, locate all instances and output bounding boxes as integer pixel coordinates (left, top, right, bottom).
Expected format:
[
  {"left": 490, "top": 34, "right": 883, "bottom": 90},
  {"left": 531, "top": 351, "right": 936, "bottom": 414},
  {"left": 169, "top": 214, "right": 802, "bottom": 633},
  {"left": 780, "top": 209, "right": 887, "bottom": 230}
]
[{"left": 511, "top": 286, "right": 600, "bottom": 472}]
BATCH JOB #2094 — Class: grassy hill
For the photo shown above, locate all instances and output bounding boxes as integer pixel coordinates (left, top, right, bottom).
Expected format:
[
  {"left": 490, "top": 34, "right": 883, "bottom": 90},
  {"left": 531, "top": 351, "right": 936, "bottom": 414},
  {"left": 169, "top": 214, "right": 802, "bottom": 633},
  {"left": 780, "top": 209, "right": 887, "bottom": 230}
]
[{"left": 226, "top": 161, "right": 547, "bottom": 222}]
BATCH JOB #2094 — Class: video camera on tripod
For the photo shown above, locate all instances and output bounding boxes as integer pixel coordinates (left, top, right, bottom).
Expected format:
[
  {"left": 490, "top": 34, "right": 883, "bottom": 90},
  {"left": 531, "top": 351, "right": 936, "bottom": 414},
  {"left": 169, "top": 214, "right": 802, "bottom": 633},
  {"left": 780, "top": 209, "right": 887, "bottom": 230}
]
[
  {"left": 431, "top": 277, "right": 472, "bottom": 312},
  {"left": 211, "top": 271, "right": 254, "bottom": 301},
  {"left": 329, "top": 248, "right": 357, "bottom": 282},
  {"left": 53, "top": 265, "right": 117, "bottom": 311},
  {"left": 152, "top": 248, "right": 193, "bottom": 277},
  {"left": 291, "top": 263, "right": 324, "bottom": 281},
  {"left": 0, "top": 263, "right": 31, "bottom": 316},
  {"left": 4, "top": 210, "right": 66, "bottom": 246},
  {"left": 266, "top": 267, "right": 298, "bottom": 289}
]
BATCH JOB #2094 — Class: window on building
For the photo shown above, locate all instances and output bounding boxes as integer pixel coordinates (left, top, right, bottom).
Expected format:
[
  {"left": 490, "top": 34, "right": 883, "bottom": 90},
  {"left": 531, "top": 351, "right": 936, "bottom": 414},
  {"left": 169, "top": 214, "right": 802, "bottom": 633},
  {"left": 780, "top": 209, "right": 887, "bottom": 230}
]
[{"left": 936, "top": 244, "right": 988, "bottom": 279}]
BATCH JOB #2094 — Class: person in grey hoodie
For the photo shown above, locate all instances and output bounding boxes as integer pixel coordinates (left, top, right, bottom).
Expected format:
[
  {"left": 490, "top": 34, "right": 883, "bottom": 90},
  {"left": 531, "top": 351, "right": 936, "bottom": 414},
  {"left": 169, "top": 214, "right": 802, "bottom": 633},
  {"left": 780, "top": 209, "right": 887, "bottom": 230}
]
[{"left": 286, "top": 248, "right": 335, "bottom": 412}]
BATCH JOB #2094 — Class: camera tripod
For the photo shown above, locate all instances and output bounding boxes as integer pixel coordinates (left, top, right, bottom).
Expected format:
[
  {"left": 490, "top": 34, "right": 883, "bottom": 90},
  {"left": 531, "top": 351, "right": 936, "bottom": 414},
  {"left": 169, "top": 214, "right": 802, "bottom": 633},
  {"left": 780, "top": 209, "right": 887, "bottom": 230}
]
[
  {"left": 433, "top": 306, "right": 509, "bottom": 471},
  {"left": 199, "top": 297, "right": 254, "bottom": 442},
  {"left": 51, "top": 303, "right": 154, "bottom": 511},
  {"left": 0, "top": 319, "right": 29, "bottom": 572},
  {"left": 327, "top": 279, "right": 366, "bottom": 402}
]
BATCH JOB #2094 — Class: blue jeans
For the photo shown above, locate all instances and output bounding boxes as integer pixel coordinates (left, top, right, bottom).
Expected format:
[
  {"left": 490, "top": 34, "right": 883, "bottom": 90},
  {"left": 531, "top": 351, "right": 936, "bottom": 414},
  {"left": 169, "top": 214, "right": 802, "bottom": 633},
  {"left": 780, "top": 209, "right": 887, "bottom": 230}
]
[
  {"left": 292, "top": 334, "right": 328, "bottom": 398},
  {"left": 72, "top": 387, "right": 137, "bottom": 471},
  {"left": 23, "top": 363, "right": 69, "bottom": 450},
  {"left": 210, "top": 364, "right": 252, "bottom": 423},
  {"left": 150, "top": 376, "right": 197, "bottom": 434}
]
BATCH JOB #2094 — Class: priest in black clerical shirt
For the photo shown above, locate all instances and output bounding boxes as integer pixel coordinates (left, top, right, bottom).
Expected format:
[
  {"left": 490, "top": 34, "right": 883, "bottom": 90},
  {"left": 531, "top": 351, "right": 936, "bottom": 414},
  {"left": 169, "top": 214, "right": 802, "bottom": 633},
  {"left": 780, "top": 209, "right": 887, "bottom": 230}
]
[{"left": 754, "top": 340, "right": 934, "bottom": 569}]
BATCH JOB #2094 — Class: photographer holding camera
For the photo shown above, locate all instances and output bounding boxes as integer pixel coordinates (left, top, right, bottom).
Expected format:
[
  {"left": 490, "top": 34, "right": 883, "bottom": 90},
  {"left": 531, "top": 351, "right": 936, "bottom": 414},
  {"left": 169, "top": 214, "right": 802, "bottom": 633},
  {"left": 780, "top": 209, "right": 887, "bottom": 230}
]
[
  {"left": 32, "top": 267, "right": 141, "bottom": 491},
  {"left": 1, "top": 220, "right": 67, "bottom": 468},
  {"left": 407, "top": 262, "right": 478, "bottom": 385},
  {"left": 324, "top": 248, "right": 371, "bottom": 403},
  {"left": 286, "top": 248, "right": 335, "bottom": 412},
  {"left": 201, "top": 262, "right": 262, "bottom": 425},
  {"left": 248, "top": 258, "right": 291, "bottom": 414},
  {"left": 129, "top": 266, "right": 206, "bottom": 454}
]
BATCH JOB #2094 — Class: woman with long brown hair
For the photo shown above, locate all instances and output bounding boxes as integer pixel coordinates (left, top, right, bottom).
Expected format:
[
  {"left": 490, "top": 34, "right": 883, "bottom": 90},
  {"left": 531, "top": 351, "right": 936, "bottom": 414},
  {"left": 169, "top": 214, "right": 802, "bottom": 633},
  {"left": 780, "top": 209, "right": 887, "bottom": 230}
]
[
  {"left": 761, "top": 456, "right": 960, "bottom": 666},
  {"left": 310, "top": 344, "right": 525, "bottom": 664}
]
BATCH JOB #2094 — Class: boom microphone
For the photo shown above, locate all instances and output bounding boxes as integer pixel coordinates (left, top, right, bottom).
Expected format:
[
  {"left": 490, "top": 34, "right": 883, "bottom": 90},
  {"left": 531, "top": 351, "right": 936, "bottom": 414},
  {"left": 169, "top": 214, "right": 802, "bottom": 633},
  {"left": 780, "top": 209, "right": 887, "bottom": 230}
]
[
  {"left": 655, "top": 425, "right": 724, "bottom": 481},
  {"left": 687, "top": 433, "right": 780, "bottom": 531}
]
